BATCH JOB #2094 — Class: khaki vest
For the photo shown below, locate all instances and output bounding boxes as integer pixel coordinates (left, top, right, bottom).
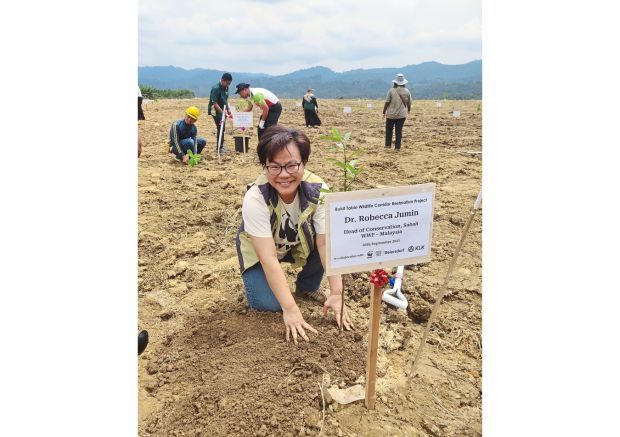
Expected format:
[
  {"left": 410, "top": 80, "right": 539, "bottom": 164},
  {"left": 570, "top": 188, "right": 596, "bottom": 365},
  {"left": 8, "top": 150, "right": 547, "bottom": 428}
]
[{"left": 236, "top": 170, "right": 325, "bottom": 273}]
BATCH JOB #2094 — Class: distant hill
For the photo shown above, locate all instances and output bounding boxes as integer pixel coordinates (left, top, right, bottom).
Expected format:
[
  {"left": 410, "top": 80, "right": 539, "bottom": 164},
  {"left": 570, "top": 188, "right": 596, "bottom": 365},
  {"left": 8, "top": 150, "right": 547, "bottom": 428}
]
[{"left": 138, "top": 60, "right": 481, "bottom": 99}]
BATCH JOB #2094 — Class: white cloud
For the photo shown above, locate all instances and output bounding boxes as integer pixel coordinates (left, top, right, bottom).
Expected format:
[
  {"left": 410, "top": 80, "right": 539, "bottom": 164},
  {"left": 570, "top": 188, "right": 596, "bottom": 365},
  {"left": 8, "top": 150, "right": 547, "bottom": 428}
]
[{"left": 139, "top": 0, "right": 481, "bottom": 74}]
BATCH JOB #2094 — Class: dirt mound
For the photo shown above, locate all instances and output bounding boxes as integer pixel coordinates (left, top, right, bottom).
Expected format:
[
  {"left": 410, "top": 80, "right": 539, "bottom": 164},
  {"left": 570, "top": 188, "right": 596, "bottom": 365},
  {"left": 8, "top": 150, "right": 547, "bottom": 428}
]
[{"left": 140, "top": 301, "right": 366, "bottom": 436}]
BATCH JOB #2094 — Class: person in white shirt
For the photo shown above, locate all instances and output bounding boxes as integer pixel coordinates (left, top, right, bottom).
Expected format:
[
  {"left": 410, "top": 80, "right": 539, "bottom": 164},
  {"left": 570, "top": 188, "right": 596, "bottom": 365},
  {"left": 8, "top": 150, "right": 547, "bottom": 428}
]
[
  {"left": 236, "top": 126, "right": 353, "bottom": 343},
  {"left": 235, "top": 83, "right": 283, "bottom": 140}
]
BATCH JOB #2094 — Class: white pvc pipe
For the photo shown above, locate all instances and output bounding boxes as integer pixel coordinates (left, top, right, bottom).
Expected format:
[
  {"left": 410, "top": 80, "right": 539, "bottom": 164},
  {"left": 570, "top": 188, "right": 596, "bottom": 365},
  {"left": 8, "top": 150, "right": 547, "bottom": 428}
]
[
  {"left": 382, "top": 265, "right": 408, "bottom": 309},
  {"left": 217, "top": 104, "right": 227, "bottom": 160},
  {"left": 473, "top": 190, "right": 482, "bottom": 210}
]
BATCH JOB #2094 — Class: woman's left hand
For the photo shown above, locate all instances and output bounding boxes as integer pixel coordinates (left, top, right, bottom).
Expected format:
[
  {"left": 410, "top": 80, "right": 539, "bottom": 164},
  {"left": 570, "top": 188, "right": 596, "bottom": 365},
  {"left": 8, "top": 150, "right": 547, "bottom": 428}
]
[{"left": 323, "top": 294, "right": 354, "bottom": 330}]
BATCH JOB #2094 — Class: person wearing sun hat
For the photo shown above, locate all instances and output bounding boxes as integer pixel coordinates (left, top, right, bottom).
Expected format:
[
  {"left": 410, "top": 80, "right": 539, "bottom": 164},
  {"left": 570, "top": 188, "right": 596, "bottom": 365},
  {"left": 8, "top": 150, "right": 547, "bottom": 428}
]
[
  {"left": 382, "top": 73, "right": 412, "bottom": 151},
  {"left": 168, "top": 106, "right": 207, "bottom": 164},
  {"left": 235, "top": 83, "right": 283, "bottom": 140}
]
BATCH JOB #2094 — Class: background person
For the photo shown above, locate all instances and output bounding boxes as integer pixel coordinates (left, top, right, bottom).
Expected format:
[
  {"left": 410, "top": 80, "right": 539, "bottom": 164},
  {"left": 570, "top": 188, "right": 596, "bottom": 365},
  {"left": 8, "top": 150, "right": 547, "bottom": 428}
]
[
  {"left": 382, "top": 73, "right": 412, "bottom": 151},
  {"left": 138, "top": 87, "right": 144, "bottom": 158},
  {"left": 138, "top": 330, "right": 148, "bottom": 355},
  {"left": 302, "top": 88, "right": 321, "bottom": 128},
  {"left": 235, "top": 83, "right": 282, "bottom": 140},
  {"left": 208, "top": 72, "right": 233, "bottom": 153},
  {"left": 169, "top": 106, "right": 207, "bottom": 164},
  {"left": 236, "top": 126, "right": 353, "bottom": 343},
  {"left": 138, "top": 86, "right": 145, "bottom": 121},
  {"left": 138, "top": 126, "right": 143, "bottom": 158}
]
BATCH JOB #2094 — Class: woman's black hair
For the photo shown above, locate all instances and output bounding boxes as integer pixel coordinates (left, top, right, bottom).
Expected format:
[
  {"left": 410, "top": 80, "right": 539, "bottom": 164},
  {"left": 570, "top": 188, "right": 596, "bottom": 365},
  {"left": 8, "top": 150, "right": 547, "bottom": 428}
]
[{"left": 256, "top": 125, "right": 311, "bottom": 165}]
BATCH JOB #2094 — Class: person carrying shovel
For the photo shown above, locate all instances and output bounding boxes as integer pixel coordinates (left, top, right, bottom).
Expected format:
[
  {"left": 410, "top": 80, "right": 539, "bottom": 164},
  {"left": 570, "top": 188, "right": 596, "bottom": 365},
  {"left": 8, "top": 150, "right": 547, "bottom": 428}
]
[{"left": 208, "top": 72, "right": 233, "bottom": 154}]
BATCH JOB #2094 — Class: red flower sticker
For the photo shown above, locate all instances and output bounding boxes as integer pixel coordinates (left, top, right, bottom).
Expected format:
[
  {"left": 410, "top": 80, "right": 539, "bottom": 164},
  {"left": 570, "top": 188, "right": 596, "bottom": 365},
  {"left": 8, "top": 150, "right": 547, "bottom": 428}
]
[{"left": 369, "top": 269, "right": 390, "bottom": 287}]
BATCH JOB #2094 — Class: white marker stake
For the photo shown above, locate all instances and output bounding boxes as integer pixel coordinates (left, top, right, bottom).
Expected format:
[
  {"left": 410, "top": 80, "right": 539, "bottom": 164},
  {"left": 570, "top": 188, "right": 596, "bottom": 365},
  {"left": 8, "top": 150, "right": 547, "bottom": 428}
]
[
  {"left": 217, "top": 104, "right": 227, "bottom": 161},
  {"left": 453, "top": 111, "right": 461, "bottom": 117},
  {"left": 407, "top": 190, "right": 482, "bottom": 381},
  {"left": 343, "top": 106, "right": 352, "bottom": 114}
]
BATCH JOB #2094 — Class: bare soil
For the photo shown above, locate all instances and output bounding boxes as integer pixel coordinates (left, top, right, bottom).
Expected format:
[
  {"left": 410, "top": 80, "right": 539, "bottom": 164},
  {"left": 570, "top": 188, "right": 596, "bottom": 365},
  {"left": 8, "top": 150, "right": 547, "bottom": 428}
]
[{"left": 138, "top": 98, "right": 482, "bottom": 436}]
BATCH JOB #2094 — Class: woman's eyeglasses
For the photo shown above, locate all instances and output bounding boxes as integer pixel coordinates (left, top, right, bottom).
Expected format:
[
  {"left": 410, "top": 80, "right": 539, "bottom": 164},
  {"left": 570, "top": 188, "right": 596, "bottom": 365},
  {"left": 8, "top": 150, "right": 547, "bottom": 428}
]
[{"left": 265, "top": 162, "right": 301, "bottom": 175}]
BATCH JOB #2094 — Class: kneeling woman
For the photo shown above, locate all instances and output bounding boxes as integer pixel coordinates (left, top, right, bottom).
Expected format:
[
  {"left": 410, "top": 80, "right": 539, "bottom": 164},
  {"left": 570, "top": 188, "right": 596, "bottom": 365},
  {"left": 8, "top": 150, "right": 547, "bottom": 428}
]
[{"left": 236, "top": 126, "right": 353, "bottom": 343}]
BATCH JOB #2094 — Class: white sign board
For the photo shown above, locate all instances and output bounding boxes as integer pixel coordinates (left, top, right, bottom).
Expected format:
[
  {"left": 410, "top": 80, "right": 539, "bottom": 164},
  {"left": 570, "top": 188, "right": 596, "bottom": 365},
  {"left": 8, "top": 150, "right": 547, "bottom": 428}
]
[
  {"left": 325, "top": 184, "right": 435, "bottom": 275},
  {"left": 367, "top": 103, "right": 373, "bottom": 108},
  {"left": 436, "top": 102, "right": 442, "bottom": 107},
  {"left": 296, "top": 102, "right": 302, "bottom": 107},
  {"left": 453, "top": 111, "right": 461, "bottom": 117},
  {"left": 343, "top": 106, "right": 352, "bottom": 114},
  {"left": 232, "top": 111, "right": 253, "bottom": 128}
]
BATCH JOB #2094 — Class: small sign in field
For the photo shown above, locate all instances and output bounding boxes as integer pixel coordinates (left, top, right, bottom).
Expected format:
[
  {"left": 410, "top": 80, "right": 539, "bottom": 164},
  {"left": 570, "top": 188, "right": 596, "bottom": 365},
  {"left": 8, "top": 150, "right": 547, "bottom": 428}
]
[
  {"left": 325, "top": 184, "right": 435, "bottom": 276},
  {"left": 231, "top": 111, "right": 253, "bottom": 128}
]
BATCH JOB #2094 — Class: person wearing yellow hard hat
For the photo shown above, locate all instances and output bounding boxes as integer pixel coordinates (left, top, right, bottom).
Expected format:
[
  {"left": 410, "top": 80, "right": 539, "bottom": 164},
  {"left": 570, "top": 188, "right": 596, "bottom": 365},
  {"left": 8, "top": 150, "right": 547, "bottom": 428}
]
[{"left": 168, "top": 106, "right": 207, "bottom": 164}]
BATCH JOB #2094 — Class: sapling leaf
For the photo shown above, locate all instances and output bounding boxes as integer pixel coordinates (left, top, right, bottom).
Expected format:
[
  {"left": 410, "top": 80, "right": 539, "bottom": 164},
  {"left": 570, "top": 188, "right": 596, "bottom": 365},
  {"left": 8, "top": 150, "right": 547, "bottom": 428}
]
[
  {"left": 315, "top": 187, "right": 336, "bottom": 205},
  {"left": 186, "top": 150, "right": 201, "bottom": 166},
  {"left": 320, "top": 128, "right": 366, "bottom": 333},
  {"left": 331, "top": 161, "right": 348, "bottom": 171}
]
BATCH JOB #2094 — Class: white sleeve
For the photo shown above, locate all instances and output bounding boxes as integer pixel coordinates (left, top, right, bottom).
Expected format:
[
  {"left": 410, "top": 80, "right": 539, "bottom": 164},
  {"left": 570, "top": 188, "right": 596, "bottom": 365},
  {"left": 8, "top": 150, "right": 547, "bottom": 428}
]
[
  {"left": 242, "top": 186, "right": 273, "bottom": 238},
  {"left": 313, "top": 182, "right": 329, "bottom": 234}
]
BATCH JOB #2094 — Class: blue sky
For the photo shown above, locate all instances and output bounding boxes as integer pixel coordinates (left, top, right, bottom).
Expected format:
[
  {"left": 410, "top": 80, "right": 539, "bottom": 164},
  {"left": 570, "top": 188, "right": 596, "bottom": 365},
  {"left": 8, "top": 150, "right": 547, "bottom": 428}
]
[{"left": 139, "top": 0, "right": 481, "bottom": 75}]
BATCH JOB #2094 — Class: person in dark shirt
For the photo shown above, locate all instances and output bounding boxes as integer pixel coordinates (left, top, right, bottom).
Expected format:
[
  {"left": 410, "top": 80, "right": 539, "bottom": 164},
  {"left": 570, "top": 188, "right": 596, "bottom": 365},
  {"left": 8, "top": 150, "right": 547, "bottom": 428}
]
[
  {"left": 302, "top": 88, "right": 321, "bottom": 128},
  {"left": 208, "top": 72, "right": 233, "bottom": 153},
  {"left": 138, "top": 86, "right": 145, "bottom": 121},
  {"left": 138, "top": 87, "right": 144, "bottom": 158},
  {"left": 169, "top": 106, "right": 207, "bottom": 164}
]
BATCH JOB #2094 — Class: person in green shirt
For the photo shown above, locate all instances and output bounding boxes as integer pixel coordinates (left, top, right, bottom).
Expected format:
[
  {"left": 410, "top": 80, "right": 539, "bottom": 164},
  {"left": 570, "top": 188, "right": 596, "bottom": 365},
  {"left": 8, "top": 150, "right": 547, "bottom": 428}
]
[{"left": 208, "top": 72, "right": 233, "bottom": 153}]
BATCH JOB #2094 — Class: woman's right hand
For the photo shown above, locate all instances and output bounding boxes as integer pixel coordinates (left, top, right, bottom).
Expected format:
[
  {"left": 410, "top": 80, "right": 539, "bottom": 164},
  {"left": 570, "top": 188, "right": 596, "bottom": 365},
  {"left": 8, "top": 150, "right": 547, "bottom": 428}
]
[{"left": 282, "top": 306, "right": 318, "bottom": 344}]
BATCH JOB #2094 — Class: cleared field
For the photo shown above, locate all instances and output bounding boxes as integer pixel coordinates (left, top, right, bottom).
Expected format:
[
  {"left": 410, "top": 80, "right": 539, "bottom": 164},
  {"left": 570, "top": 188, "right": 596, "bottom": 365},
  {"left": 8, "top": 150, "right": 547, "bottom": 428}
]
[{"left": 138, "top": 97, "right": 482, "bottom": 436}]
